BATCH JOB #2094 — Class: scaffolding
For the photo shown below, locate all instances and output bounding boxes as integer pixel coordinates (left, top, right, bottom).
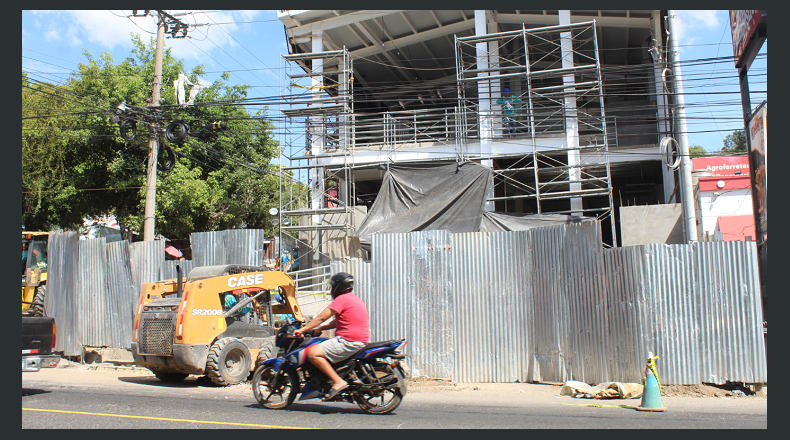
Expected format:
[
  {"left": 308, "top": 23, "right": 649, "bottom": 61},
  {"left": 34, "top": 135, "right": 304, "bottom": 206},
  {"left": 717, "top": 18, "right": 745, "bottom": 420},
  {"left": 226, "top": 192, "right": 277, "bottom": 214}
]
[
  {"left": 278, "top": 21, "right": 618, "bottom": 256},
  {"left": 280, "top": 48, "right": 357, "bottom": 272},
  {"left": 455, "top": 21, "right": 617, "bottom": 246}
]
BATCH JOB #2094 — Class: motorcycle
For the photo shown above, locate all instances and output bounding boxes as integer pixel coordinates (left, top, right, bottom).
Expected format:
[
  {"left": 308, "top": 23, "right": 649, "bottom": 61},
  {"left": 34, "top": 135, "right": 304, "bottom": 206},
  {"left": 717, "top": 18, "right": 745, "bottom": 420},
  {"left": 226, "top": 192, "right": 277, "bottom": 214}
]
[{"left": 251, "top": 320, "right": 409, "bottom": 415}]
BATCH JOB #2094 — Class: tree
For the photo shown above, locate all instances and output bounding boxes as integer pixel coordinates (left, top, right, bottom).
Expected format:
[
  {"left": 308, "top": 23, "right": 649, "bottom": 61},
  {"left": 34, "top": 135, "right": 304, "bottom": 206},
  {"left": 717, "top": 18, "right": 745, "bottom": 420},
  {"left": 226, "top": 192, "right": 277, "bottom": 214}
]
[
  {"left": 22, "top": 73, "right": 74, "bottom": 229},
  {"left": 722, "top": 130, "right": 747, "bottom": 155},
  {"left": 22, "top": 34, "right": 297, "bottom": 238},
  {"left": 688, "top": 144, "right": 707, "bottom": 158}
]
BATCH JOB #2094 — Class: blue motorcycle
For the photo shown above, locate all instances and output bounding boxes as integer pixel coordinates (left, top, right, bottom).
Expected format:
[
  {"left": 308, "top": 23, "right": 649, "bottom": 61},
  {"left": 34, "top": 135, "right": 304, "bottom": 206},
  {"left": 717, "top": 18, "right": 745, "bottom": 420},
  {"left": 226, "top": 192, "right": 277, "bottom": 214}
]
[{"left": 251, "top": 321, "right": 409, "bottom": 414}]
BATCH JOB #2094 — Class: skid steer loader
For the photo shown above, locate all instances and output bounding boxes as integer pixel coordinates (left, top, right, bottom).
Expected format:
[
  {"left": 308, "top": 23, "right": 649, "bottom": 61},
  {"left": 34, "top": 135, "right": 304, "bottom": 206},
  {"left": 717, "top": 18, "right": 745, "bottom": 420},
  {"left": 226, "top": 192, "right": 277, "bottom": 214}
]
[
  {"left": 131, "top": 264, "right": 305, "bottom": 386},
  {"left": 22, "top": 232, "right": 49, "bottom": 317}
]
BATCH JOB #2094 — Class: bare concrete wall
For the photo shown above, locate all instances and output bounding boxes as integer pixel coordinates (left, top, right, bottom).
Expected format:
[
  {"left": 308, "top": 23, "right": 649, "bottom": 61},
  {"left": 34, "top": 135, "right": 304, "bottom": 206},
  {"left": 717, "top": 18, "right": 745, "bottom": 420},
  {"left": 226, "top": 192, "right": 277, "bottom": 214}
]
[{"left": 619, "top": 204, "right": 685, "bottom": 246}]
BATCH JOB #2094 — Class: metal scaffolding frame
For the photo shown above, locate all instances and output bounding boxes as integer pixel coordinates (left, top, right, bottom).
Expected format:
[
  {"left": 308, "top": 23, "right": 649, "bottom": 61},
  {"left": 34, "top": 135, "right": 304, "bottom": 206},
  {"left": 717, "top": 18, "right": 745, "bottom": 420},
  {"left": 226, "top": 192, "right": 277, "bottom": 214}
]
[
  {"left": 278, "top": 21, "right": 618, "bottom": 253},
  {"left": 455, "top": 21, "right": 617, "bottom": 246},
  {"left": 279, "top": 48, "right": 356, "bottom": 270}
]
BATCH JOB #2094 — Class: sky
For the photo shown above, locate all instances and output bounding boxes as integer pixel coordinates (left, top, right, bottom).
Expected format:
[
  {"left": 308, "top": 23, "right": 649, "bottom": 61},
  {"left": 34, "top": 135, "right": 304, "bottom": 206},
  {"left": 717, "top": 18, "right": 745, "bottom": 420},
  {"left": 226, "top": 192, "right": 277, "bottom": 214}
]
[{"left": 21, "top": 10, "right": 767, "bottom": 154}]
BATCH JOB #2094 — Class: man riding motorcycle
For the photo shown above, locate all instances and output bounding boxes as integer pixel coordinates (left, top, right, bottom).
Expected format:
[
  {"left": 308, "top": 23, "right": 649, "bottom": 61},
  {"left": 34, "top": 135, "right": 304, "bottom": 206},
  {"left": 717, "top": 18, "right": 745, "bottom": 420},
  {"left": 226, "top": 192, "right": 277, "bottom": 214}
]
[{"left": 293, "top": 272, "right": 370, "bottom": 399}]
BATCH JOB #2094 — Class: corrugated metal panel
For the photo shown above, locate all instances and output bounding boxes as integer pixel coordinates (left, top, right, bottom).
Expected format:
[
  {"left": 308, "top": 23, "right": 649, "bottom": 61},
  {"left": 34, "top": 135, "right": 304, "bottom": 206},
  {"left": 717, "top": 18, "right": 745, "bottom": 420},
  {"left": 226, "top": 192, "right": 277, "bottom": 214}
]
[
  {"left": 47, "top": 231, "right": 82, "bottom": 356},
  {"left": 160, "top": 260, "right": 195, "bottom": 282},
  {"left": 105, "top": 240, "right": 136, "bottom": 348},
  {"left": 190, "top": 231, "right": 223, "bottom": 267},
  {"left": 224, "top": 229, "right": 268, "bottom": 266},
  {"left": 370, "top": 233, "right": 416, "bottom": 368},
  {"left": 694, "top": 241, "right": 766, "bottom": 384},
  {"left": 642, "top": 244, "right": 701, "bottom": 385},
  {"left": 130, "top": 240, "right": 165, "bottom": 292},
  {"left": 411, "top": 230, "right": 454, "bottom": 380},
  {"left": 453, "top": 230, "right": 531, "bottom": 383},
  {"left": 77, "top": 238, "right": 109, "bottom": 348},
  {"left": 527, "top": 224, "right": 570, "bottom": 383},
  {"left": 604, "top": 241, "right": 766, "bottom": 385},
  {"left": 190, "top": 229, "right": 267, "bottom": 267},
  {"left": 330, "top": 258, "right": 371, "bottom": 301},
  {"left": 562, "top": 222, "right": 608, "bottom": 384},
  {"left": 603, "top": 246, "right": 649, "bottom": 383}
]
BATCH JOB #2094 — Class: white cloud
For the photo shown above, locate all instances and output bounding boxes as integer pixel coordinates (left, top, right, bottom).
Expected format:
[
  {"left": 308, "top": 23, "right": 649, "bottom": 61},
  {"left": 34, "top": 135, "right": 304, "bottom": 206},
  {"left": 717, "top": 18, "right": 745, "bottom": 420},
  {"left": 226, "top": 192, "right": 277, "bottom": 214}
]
[
  {"left": 33, "top": 10, "right": 146, "bottom": 51},
  {"left": 674, "top": 10, "right": 724, "bottom": 47},
  {"left": 235, "top": 10, "right": 264, "bottom": 22}
]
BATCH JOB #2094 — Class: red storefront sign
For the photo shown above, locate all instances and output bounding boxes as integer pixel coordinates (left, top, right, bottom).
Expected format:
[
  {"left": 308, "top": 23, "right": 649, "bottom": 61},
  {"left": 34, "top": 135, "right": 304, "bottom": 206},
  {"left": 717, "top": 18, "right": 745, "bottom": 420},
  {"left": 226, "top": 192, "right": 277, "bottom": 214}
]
[
  {"left": 730, "top": 10, "right": 766, "bottom": 68},
  {"left": 692, "top": 156, "right": 750, "bottom": 177}
]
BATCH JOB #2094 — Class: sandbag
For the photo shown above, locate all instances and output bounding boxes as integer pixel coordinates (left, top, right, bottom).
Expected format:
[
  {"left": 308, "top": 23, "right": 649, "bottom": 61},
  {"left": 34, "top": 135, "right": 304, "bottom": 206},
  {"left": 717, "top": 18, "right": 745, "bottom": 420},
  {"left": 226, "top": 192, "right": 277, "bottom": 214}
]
[{"left": 559, "top": 380, "right": 643, "bottom": 399}]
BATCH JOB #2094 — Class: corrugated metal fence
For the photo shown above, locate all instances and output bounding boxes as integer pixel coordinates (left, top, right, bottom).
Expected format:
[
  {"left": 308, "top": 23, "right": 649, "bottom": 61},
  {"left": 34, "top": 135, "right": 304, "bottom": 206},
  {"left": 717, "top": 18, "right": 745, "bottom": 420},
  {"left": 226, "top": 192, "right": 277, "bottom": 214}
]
[
  {"left": 45, "top": 225, "right": 765, "bottom": 385},
  {"left": 331, "top": 222, "right": 766, "bottom": 385},
  {"left": 45, "top": 229, "right": 268, "bottom": 356}
]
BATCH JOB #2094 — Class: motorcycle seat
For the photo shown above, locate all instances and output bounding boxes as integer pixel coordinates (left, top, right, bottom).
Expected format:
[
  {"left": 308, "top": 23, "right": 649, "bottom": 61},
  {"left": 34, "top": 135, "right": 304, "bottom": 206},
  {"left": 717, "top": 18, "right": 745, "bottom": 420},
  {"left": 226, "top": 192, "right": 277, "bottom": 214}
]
[{"left": 359, "top": 339, "right": 404, "bottom": 352}]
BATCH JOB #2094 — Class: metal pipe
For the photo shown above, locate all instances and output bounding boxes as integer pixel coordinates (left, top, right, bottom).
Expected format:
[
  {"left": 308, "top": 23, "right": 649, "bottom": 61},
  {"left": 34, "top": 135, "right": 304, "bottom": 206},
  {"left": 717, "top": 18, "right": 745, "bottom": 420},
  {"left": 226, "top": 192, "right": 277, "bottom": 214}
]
[
  {"left": 224, "top": 289, "right": 269, "bottom": 318},
  {"left": 176, "top": 264, "right": 183, "bottom": 298}
]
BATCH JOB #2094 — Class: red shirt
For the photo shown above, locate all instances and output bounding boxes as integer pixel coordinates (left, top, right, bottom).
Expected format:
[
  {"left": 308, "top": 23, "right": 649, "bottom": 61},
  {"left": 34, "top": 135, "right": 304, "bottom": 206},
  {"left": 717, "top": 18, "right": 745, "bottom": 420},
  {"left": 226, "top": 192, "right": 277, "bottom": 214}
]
[{"left": 330, "top": 293, "right": 370, "bottom": 343}]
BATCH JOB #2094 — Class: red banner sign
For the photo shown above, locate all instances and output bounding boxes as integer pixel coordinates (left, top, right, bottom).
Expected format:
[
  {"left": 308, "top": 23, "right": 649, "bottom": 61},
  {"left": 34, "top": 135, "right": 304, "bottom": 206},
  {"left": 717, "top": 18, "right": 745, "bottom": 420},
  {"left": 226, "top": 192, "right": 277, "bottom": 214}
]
[
  {"left": 692, "top": 156, "right": 750, "bottom": 176},
  {"left": 730, "top": 10, "right": 764, "bottom": 67}
]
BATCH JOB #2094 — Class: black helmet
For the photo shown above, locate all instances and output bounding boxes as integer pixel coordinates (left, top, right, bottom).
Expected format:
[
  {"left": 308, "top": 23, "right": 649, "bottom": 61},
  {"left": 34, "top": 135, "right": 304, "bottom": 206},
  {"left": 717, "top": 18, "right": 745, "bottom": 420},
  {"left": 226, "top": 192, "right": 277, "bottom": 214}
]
[{"left": 329, "top": 272, "right": 354, "bottom": 299}]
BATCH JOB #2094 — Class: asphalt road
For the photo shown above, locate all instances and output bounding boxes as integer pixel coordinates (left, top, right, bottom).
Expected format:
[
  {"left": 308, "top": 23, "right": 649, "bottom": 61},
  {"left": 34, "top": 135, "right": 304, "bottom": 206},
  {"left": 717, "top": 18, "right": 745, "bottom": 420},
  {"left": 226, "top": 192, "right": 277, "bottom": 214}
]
[{"left": 22, "top": 367, "right": 767, "bottom": 429}]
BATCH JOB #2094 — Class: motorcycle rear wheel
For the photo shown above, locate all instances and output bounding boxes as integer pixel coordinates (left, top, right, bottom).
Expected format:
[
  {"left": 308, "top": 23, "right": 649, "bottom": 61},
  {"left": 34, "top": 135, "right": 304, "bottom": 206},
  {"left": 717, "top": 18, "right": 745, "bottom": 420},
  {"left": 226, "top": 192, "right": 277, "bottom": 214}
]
[
  {"left": 353, "top": 364, "right": 404, "bottom": 415},
  {"left": 252, "top": 365, "right": 298, "bottom": 410}
]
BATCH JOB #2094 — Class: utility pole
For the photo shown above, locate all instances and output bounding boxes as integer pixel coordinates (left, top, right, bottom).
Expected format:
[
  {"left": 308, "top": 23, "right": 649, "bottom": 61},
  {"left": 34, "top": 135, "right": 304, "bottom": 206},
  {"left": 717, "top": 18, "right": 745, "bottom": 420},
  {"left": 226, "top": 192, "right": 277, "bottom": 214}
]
[
  {"left": 143, "top": 13, "right": 166, "bottom": 241},
  {"left": 666, "top": 11, "right": 697, "bottom": 243},
  {"left": 140, "top": 10, "right": 193, "bottom": 241}
]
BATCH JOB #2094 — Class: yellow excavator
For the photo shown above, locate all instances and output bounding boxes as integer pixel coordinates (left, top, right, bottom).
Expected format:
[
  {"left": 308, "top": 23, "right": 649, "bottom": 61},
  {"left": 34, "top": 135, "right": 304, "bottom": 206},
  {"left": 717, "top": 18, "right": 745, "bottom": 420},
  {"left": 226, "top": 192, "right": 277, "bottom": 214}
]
[
  {"left": 131, "top": 264, "right": 305, "bottom": 385},
  {"left": 22, "top": 232, "right": 49, "bottom": 316}
]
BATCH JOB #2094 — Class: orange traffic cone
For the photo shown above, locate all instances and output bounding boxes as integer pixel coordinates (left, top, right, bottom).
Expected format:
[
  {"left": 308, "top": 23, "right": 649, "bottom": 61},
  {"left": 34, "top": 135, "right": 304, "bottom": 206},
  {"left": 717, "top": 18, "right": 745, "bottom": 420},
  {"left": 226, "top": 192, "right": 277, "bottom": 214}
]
[{"left": 636, "top": 352, "right": 666, "bottom": 412}]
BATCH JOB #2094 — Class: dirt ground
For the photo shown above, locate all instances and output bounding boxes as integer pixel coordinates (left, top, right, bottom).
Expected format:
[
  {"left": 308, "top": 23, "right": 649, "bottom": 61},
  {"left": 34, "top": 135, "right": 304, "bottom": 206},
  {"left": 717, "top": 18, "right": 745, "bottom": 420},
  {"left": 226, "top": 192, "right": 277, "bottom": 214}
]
[
  {"left": 394, "top": 376, "right": 767, "bottom": 398},
  {"left": 54, "top": 358, "right": 766, "bottom": 399}
]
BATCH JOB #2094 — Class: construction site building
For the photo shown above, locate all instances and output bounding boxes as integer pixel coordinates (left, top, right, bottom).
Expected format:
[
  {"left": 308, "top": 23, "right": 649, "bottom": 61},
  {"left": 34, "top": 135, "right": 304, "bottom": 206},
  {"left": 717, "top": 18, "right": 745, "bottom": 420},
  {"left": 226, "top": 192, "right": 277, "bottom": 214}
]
[{"left": 276, "top": 10, "right": 687, "bottom": 268}]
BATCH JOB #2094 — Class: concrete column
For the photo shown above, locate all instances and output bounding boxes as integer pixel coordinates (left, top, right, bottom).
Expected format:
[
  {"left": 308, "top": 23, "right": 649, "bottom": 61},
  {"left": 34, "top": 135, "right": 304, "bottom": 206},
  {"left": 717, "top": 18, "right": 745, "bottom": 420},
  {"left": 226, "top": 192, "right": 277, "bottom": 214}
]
[
  {"left": 476, "top": 10, "right": 495, "bottom": 211},
  {"left": 338, "top": 60, "right": 349, "bottom": 207},
  {"left": 487, "top": 12, "right": 502, "bottom": 138},
  {"left": 311, "top": 29, "right": 325, "bottom": 215},
  {"left": 475, "top": 10, "right": 492, "bottom": 144},
  {"left": 311, "top": 29, "right": 325, "bottom": 265},
  {"left": 559, "top": 10, "right": 583, "bottom": 214}
]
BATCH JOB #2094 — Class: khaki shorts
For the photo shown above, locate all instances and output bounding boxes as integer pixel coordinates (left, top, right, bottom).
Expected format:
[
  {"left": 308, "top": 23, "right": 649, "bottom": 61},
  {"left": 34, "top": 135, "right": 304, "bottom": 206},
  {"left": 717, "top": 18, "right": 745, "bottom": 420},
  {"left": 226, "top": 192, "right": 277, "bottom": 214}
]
[{"left": 318, "top": 336, "right": 366, "bottom": 364}]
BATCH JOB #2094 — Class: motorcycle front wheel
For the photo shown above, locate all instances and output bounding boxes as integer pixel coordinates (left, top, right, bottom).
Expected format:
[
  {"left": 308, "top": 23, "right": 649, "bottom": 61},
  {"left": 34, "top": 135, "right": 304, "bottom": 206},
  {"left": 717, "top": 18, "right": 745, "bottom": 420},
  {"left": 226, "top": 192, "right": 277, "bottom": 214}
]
[
  {"left": 353, "top": 364, "right": 404, "bottom": 415},
  {"left": 252, "top": 365, "right": 298, "bottom": 410}
]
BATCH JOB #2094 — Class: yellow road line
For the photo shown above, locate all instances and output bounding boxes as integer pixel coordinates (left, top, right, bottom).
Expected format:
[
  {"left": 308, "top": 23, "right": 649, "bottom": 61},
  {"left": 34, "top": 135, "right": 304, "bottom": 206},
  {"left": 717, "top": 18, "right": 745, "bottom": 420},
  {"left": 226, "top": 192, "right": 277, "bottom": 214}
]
[{"left": 23, "top": 408, "right": 315, "bottom": 429}]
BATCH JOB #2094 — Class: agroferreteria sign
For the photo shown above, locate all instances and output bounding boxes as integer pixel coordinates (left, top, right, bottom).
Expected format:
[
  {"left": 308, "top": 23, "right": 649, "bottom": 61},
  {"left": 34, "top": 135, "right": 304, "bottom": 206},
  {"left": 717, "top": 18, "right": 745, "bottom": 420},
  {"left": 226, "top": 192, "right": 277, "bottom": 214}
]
[{"left": 692, "top": 156, "right": 750, "bottom": 177}]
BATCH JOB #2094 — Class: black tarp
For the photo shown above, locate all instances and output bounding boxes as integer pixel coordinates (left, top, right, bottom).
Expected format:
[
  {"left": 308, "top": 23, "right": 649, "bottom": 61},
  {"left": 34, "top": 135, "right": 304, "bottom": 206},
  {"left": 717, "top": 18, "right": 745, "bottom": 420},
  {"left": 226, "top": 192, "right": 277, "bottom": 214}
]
[
  {"left": 354, "top": 161, "right": 591, "bottom": 246},
  {"left": 480, "top": 211, "right": 588, "bottom": 232}
]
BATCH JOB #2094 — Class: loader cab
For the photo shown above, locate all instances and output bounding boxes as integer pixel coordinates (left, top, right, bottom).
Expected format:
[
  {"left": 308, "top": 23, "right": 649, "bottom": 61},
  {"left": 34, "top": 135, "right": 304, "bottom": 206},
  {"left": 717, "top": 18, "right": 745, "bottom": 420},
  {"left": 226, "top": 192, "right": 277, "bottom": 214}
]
[
  {"left": 22, "top": 232, "right": 48, "bottom": 276},
  {"left": 22, "top": 232, "right": 49, "bottom": 314}
]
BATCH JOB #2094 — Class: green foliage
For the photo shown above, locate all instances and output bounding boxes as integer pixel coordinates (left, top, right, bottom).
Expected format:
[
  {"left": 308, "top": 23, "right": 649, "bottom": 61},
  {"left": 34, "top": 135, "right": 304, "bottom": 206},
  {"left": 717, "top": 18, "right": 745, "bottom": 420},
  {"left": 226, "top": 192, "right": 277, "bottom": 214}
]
[
  {"left": 688, "top": 145, "right": 707, "bottom": 159},
  {"left": 722, "top": 130, "right": 747, "bottom": 155},
  {"left": 22, "top": 34, "right": 291, "bottom": 238}
]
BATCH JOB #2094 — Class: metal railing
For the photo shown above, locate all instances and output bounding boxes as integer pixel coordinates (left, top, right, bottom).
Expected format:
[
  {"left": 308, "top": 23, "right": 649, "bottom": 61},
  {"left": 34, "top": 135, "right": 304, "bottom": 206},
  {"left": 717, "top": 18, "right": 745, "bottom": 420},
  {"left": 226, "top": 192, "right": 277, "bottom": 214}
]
[
  {"left": 352, "top": 106, "right": 478, "bottom": 148},
  {"left": 289, "top": 264, "right": 332, "bottom": 294}
]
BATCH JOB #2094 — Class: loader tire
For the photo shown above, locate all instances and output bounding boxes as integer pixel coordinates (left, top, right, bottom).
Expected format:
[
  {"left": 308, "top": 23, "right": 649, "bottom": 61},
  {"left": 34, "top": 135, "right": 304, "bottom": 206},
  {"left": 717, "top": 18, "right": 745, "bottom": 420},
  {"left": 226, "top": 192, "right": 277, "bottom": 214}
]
[
  {"left": 32, "top": 285, "right": 46, "bottom": 317},
  {"left": 206, "top": 338, "right": 251, "bottom": 386},
  {"left": 254, "top": 336, "right": 277, "bottom": 370}
]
